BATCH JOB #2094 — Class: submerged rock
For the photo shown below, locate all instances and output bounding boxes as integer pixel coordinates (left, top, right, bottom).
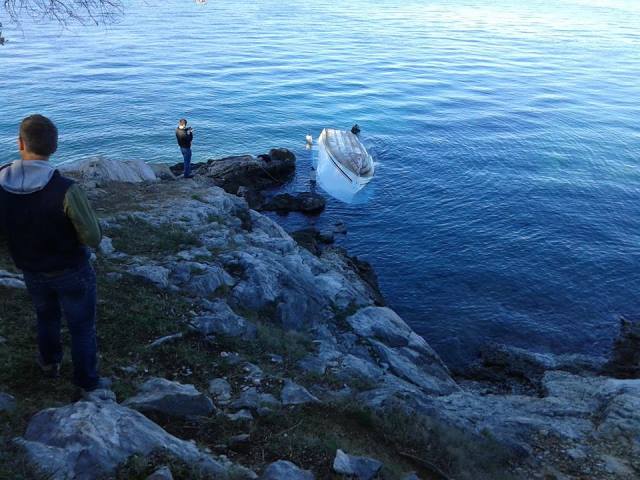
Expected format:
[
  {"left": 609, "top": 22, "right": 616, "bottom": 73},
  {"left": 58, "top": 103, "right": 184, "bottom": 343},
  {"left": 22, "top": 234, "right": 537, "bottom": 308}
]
[
  {"left": 332, "top": 449, "right": 383, "bottom": 480},
  {"left": 604, "top": 316, "right": 640, "bottom": 378},
  {"left": 260, "top": 460, "right": 314, "bottom": 480},
  {"left": 14, "top": 395, "right": 230, "bottom": 480},
  {"left": 123, "top": 378, "right": 215, "bottom": 418}
]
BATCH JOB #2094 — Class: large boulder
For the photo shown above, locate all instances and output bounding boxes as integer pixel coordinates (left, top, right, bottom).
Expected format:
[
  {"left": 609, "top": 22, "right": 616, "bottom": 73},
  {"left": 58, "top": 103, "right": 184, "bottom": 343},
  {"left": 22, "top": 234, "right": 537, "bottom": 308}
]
[
  {"left": 60, "top": 158, "right": 157, "bottom": 183},
  {"left": 14, "top": 395, "right": 233, "bottom": 480},
  {"left": 171, "top": 149, "right": 296, "bottom": 193},
  {"left": 123, "top": 378, "right": 215, "bottom": 418}
]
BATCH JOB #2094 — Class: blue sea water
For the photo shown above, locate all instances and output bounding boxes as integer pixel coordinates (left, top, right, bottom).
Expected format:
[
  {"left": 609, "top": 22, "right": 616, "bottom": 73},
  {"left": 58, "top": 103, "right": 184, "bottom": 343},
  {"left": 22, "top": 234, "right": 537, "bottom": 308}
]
[{"left": 1, "top": 0, "right": 639, "bottom": 366}]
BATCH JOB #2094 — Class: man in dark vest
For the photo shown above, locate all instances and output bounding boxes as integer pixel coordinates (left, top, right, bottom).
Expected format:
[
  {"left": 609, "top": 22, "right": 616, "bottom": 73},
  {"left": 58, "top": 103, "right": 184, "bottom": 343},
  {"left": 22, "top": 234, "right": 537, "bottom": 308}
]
[
  {"left": 175, "top": 118, "right": 194, "bottom": 178},
  {"left": 0, "top": 114, "right": 106, "bottom": 394}
]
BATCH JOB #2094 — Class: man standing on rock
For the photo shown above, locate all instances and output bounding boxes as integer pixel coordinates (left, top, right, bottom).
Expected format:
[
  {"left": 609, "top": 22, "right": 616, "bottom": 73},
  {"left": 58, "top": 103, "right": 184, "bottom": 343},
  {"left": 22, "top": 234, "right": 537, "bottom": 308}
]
[
  {"left": 0, "top": 114, "right": 107, "bottom": 394},
  {"left": 175, "top": 118, "right": 194, "bottom": 178}
]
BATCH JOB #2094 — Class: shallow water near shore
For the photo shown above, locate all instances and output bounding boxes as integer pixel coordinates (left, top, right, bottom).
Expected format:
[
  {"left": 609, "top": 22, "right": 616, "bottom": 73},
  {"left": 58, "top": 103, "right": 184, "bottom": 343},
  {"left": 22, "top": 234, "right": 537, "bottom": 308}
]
[{"left": 1, "top": 0, "right": 639, "bottom": 366}]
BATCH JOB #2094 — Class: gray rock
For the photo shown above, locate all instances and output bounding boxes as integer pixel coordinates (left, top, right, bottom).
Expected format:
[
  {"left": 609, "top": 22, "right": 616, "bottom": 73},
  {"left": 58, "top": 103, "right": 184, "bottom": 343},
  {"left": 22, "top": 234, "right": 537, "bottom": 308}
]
[
  {"left": 209, "top": 378, "right": 232, "bottom": 404},
  {"left": 408, "top": 371, "right": 640, "bottom": 462},
  {"left": 150, "top": 163, "right": 177, "bottom": 181},
  {"left": 260, "top": 460, "right": 314, "bottom": 480},
  {"left": 231, "top": 387, "right": 260, "bottom": 410},
  {"left": 262, "top": 192, "right": 326, "bottom": 214},
  {"left": 281, "top": 379, "right": 321, "bottom": 406},
  {"left": 478, "top": 343, "right": 606, "bottom": 382},
  {"left": 98, "top": 236, "right": 115, "bottom": 255},
  {"left": 188, "top": 150, "right": 295, "bottom": 192},
  {"left": 0, "top": 392, "right": 16, "bottom": 413},
  {"left": 146, "top": 466, "right": 174, "bottom": 480},
  {"left": 347, "top": 306, "right": 414, "bottom": 347},
  {"left": 191, "top": 301, "right": 256, "bottom": 338},
  {"left": 227, "top": 409, "right": 254, "bottom": 422},
  {"left": 243, "top": 362, "right": 264, "bottom": 384},
  {"left": 0, "top": 269, "right": 25, "bottom": 289},
  {"left": 371, "top": 340, "right": 458, "bottom": 395},
  {"left": 318, "top": 229, "right": 335, "bottom": 244},
  {"left": 189, "top": 267, "right": 234, "bottom": 296},
  {"left": 333, "top": 221, "right": 347, "bottom": 234},
  {"left": 230, "top": 388, "right": 280, "bottom": 411},
  {"left": 402, "top": 473, "right": 421, "bottom": 480},
  {"left": 123, "top": 378, "right": 215, "bottom": 417},
  {"left": 14, "top": 396, "right": 230, "bottom": 480},
  {"left": 60, "top": 158, "right": 158, "bottom": 183},
  {"left": 332, "top": 449, "right": 383, "bottom": 480},
  {"left": 127, "top": 265, "right": 170, "bottom": 289}
]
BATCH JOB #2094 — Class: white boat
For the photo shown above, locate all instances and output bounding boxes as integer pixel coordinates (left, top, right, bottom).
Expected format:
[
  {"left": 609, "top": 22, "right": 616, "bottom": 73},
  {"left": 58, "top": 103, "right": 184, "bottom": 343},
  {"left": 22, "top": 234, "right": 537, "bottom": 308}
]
[{"left": 317, "top": 128, "right": 375, "bottom": 189}]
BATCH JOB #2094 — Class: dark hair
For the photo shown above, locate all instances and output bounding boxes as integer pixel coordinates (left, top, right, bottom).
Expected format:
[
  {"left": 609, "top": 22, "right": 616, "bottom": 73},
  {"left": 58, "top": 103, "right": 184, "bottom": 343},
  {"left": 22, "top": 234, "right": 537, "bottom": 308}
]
[
  {"left": 179, "top": 118, "right": 188, "bottom": 126},
  {"left": 20, "top": 114, "right": 58, "bottom": 157}
]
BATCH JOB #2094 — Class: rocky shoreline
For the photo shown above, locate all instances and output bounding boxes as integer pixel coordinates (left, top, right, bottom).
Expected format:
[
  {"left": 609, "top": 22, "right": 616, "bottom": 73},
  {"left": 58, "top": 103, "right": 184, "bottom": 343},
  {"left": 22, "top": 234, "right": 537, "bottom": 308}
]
[{"left": 0, "top": 152, "right": 638, "bottom": 480}]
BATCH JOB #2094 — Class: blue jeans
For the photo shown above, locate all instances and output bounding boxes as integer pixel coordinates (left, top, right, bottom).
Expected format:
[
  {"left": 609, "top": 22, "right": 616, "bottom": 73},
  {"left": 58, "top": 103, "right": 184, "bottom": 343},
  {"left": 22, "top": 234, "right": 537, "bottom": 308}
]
[
  {"left": 180, "top": 147, "right": 192, "bottom": 177},
  {"left": 23, "top": 261, "right": 99, "bottom": 390}
]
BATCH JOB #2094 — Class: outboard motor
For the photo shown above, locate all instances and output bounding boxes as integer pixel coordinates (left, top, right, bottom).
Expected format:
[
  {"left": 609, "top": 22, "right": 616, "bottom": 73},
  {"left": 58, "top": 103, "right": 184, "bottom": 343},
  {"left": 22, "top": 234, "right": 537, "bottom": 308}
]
[{"left": 351, "top": 124, "right": 361, "bottom": 135}]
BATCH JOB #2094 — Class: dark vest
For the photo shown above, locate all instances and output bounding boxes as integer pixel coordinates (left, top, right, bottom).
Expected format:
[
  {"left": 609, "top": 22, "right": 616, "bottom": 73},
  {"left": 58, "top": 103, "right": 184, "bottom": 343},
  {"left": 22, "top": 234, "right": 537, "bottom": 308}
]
[{"left": 0, "top": 170, "right": 88, "bottom": 273}]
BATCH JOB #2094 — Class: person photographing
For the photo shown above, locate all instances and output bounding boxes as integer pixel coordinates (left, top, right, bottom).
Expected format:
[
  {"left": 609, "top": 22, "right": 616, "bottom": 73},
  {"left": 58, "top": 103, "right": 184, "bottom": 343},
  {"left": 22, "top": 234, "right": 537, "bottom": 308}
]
[
  {"left": 175, "top": 118, "right": 194, "bottom": 178},
  {"left": 0, "top": 114, "right": 107, "bottom": 394}
]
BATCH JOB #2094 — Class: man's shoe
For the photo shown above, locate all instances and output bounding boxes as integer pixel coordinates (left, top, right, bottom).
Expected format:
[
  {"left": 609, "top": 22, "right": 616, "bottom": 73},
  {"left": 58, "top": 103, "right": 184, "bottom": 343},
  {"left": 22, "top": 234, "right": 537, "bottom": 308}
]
[{"left": 36, "top": 355, "right": 61, "bottom": 379}]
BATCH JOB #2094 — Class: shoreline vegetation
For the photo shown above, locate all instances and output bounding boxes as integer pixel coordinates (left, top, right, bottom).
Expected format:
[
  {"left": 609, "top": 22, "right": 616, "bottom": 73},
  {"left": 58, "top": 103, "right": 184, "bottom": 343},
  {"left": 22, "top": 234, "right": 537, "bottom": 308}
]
[{"left": 0, "top": 153, "right": 638, "bottom": 479}]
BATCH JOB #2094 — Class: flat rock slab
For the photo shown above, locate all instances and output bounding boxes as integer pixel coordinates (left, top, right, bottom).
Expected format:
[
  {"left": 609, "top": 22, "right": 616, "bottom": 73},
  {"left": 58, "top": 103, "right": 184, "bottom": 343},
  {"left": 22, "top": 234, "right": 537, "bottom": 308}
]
[
  {"left": 260, "top": 460, "right": 314, "bottom": 480},
  {"left": 281, "top": 379, "right": 321, "bottom": 406},
  {"left": 123, "top": 378, "right": 215, "bottom": 417},
  {"left": 333, "top": 449, "right": 383, "bottom": 480},
  {"left": 14, "top": 397, "right": 228, "bottom": 480}
]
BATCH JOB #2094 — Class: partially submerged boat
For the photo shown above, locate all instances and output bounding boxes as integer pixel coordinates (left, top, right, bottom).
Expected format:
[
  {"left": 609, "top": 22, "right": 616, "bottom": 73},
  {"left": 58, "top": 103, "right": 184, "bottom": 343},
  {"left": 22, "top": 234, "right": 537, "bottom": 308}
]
[{"left": 317, "top": 128, "right": 375, "bottom": 190}]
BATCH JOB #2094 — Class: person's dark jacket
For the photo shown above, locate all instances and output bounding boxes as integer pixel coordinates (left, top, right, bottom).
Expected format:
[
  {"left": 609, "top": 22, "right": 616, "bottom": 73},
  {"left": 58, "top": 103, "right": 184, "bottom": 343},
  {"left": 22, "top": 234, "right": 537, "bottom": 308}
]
[
  {"left": 175, "top": 127, "right": 193, "bottom": 148},
  {"left": 0, "top": 160, "right": 101, "bottom": 273}
]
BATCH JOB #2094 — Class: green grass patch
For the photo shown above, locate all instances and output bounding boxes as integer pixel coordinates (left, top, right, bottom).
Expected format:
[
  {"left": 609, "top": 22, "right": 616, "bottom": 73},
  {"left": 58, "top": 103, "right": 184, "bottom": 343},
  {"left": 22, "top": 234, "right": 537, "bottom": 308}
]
[{"left": 108, "top": 216, "right": 201, "bottom": 257}]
